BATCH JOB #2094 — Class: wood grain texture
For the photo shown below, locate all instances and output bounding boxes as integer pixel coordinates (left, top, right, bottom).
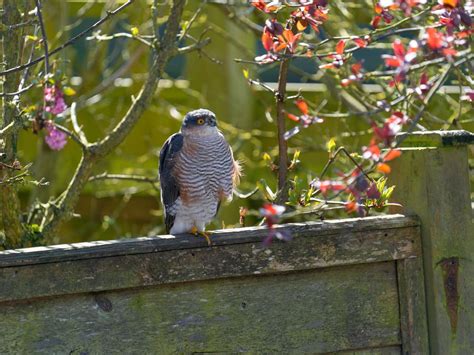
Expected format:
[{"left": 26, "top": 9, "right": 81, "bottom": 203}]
[
  {"left": 334, "top": 345, "right": 401, "bottom": 354},
  {"left": 397, "top": 258, "right": 429, "bottom": 354},
  {"left": 0, "top": 262, "right": 401, "bottom": 354},
  {"left": 390, "top": 136, "right": 474, "bottom": 354},
  {"left": 0, "top": 214, "right": 419, "bottom": 267},
  {"left": 0, "top": 216, "right": 420, "bottom": 302}
]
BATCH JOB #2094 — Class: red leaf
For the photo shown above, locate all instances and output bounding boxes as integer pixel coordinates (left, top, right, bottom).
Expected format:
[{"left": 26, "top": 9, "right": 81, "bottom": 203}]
[
  {"left": 345, "top": 201, "right": 358, "bottom": 213},
  {"left": 383, "top": 56, "right": 402, "bottom": 67},
  {"left": 442, "top": 48, "right": 457, "bottom": 57},
  {"left": 392, "top": 39, "right": 406, "bottom": 57},
  {"left": 383, "top": 149, "right": 402, "bottom": 162},
  {"left": 261, "top": 31, "right": 273, "bottom": 52},
  {"left": 371, "top": 15, "right": 382, "bottom": 28},
  {"left": 273, "top": 41, "right": 287, "bottom": 53},
  {"left": 351, "top": 62, "right": 363, "bottom": 74},
  {"left": 336, "top": 40, "right": 346, "bottom": 55},
  {"left": 427, "top": 28, "right": 443, "bottom": 50},
  {"left": 353, "top": 38, "right": 367, "bottom": 48},
  {"left": 377, "top": 162, "right": 392, "bottom": 174},
  {"left": 286, "top": 113, "right": 300, "bottom": 122},
  {"left": 295, "top": 98, "right": 309, "bottom": 115}
]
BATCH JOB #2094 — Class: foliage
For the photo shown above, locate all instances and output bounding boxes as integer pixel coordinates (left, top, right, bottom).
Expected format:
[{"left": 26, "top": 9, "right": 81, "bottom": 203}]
[
  {"left": 239, "top": 0, "right": 472, "bottom": 231},
  {"left": 0, "top": 0, "right": 472, "bottom": 249}
]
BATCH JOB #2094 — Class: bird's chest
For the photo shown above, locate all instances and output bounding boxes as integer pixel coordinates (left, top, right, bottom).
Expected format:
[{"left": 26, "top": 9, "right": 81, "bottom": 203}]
[{"left": 173, "top": 136, "right": 232, "bottom": 202}]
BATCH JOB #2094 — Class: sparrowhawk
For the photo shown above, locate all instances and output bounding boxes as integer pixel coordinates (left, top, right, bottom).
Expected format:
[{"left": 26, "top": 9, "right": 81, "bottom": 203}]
[{"left": 159, "top": 109, "right": 240, "bottom": 236}]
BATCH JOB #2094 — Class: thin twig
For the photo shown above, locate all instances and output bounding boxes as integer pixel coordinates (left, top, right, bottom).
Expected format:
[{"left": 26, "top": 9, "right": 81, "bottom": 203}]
[
  {"left": 177, "top": 38, "right": 212, "bottom": 55},
  {"left": 396, "top": 63, "right": 453, "bottom": 147},
  {"left": 34, "top": 0, "right": 50, "bottom": 77},
  {"left": 233, "top": 187, "right": 259, "bottom": 199},
  {"left": 275, "top": 57, "right": 290, "bottom": 204},
  {"left": 89, "top": 172, "right": 159, "bottom": 185},
  {"left": 87, "top": 31, "right": 153, "bottom": 47},
  {"left": 54, "top": 123, "right": 87, "bottom": 150},
  {"left": 70, "top": 102, "right": 88, "bottom": 145},
  {"left": 0, "top": 84, "right": 34, "bottom": 97},
  {"left": 0, "top": 0, "right": 135, "bottom": 76},
  {"left": 248, "top": 78, "right": 275, "bottom": 93},
  {"left": 178, "top": 3, "right": 204, "bottom": 41}
]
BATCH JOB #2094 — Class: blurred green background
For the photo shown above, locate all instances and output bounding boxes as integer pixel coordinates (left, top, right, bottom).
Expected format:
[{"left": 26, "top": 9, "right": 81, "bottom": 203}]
[{"left": 16, "top": 0, "right": 473, "bottom": 244}]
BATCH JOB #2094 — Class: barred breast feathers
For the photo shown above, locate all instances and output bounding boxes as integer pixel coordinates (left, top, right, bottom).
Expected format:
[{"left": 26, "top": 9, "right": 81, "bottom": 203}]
[{"left": 173, "top": 128, "right": 238, "bottom": 206}]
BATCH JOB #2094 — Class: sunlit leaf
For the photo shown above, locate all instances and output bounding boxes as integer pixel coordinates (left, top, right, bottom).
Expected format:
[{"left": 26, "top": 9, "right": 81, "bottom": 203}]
[
  {"left": 326, "top": 138, "right": 336, "bottom": 153},
  {"left": 63, "top": 86, "right": 76, "bottom": 96},
  {"left": 263, "top": 152, "right": 272, "bottom": 161},
  {"left": 131, "top": 27, "right": 139, "bottom": 36}
]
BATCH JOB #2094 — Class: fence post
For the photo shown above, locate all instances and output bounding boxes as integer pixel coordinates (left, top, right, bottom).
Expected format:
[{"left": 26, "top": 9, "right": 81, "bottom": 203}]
[{"left": 389, "top": 130, "right": 474, "bottom": 354}]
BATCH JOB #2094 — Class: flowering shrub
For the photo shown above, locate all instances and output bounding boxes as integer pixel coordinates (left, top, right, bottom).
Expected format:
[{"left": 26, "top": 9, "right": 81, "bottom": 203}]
[{"left": 244, "top": 0, "right": 472, "bottom": 242}]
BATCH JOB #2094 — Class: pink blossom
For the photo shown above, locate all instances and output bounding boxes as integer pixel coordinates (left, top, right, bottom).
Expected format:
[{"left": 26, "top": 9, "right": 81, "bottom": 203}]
[
  {"left": 44, "top": 85, "right": 67, "bottom": 115},
  {"left": 45, "top": 121, "right": 68, "bottom": 151}
]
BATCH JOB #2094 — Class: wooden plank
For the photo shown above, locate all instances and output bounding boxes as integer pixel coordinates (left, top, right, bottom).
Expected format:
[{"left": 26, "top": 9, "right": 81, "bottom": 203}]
[
  {"left": 0, "top": 222, "right": 420, "bottom": 302},
  {"left": 397, "top": 258, "right": 429, "bottom": 354},
  {"left": 396, "top": 130, "right": 474, "bottom": 148},
  {"left": 0, "top": 214, "right": 419, "bottom": 267},
  {"left": 0, "top": 262, "right": 401, "bottom": 354},
  {"left": 333, "top": 345, "right": 401, "bottom": 354},
  {"left": 390, "top": 130, "right": 474, "bottom": 354}
]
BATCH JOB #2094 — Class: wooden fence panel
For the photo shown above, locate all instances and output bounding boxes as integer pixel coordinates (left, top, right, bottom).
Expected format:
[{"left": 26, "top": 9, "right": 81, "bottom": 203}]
[
  {"left": 0, "top": 215, "right": 426, "bottom": 354},
  {"left": 1, "top": 263, "right": 399, "bottom": 354},
  {"left": 391, "top": 130, "right": 474, "bottom": 354}
]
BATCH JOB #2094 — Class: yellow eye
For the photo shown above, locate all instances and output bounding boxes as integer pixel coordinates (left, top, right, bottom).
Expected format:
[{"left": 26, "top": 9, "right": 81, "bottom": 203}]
[{"left": 197, "top": 118, "right": 205, "bottom": 125}]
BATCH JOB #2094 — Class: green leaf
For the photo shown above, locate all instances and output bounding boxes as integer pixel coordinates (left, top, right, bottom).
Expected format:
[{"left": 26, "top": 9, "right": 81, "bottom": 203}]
[
  {"left": 131, "top": 26, "right": 139, "bottom": 36},
  {"left": 243, "top": 68, "right": 249, "bottom": 80}
]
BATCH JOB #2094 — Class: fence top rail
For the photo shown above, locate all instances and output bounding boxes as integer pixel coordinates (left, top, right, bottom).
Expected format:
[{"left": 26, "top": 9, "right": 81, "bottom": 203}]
[
  {"left": 397, "top": 130, "right": 474, "bottom": 148},
  {"left": 0, "top": 214, "right": 418, "bottom": 268}
]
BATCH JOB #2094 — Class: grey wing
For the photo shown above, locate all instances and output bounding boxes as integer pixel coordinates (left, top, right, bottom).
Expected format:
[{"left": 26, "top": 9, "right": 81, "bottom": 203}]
[{"left": 159, "top": 133, "right": 184, "bottom": 233}]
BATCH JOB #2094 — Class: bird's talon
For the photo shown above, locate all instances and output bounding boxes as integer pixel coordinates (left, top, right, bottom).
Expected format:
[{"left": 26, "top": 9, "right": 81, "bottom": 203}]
[{"left": 190, "top": 227, "right": 212, "bottom": 246}]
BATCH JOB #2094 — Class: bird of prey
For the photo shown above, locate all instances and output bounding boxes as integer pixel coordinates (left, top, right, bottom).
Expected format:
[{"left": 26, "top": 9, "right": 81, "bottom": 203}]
[{"left": 159, "top": 109, "right": 240, "bottom": 242}]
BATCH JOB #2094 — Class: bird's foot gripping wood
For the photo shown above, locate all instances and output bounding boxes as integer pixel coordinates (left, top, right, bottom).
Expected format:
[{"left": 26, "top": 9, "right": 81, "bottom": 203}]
[{"left": 190, "top": 226, "right": 212, "bottom": 246}]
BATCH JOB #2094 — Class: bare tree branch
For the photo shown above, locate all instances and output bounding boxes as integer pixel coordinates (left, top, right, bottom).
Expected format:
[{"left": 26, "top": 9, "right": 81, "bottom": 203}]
[
  {"left": 0, "top": 0, "right": 135, "bottom": 76},
  {"left": 41, "top": 0, "right": 187, "bottom": 241}
]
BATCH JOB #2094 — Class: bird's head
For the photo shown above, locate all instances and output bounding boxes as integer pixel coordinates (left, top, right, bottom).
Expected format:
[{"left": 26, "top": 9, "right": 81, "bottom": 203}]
[{"left": 181, "top": 109, "right": 218, "bottom": 136}]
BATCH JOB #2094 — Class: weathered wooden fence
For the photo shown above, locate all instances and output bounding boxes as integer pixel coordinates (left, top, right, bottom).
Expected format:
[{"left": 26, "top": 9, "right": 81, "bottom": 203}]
[{"left": 0, "top": 131, "right": 472, "bottom": 354}]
